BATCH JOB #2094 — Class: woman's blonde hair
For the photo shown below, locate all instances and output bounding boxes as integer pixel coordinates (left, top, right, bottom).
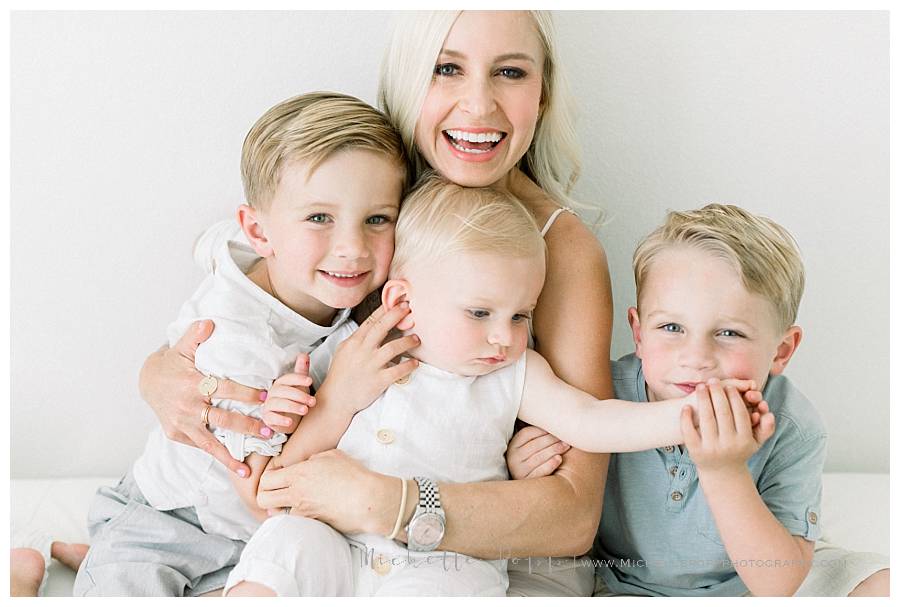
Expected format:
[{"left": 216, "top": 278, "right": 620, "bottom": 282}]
[
  {"left": 378, "top": 11, "right": 584, "bottom": 210},
  {"left": 633, "top": 204, "right": 805, "bottom": 330},
  {"left": 242, "top": 91, "right": 408, "bottom": 209},
  {"left": 391, "top": 172, "right": 545, "bottom": 278}
]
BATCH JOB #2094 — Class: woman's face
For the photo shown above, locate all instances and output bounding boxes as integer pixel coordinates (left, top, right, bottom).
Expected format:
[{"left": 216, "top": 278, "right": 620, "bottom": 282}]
[{"left": 414, "top": 11, "right": 545, "bottom": 188}]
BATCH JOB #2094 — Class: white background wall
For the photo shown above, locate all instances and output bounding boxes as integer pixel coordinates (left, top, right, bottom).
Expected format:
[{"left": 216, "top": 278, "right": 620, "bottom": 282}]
[{"left": 11, "top": 11, "right": 888, "bottom": 478}]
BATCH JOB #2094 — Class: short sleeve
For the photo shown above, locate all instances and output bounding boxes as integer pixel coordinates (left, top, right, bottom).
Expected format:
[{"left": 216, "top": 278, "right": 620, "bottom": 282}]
[
  {"left": 192, "top": 218, "right": 245, "bottom": 274},
  {"left": 756, "top": 416, "right": 827, "bottom": 541}
]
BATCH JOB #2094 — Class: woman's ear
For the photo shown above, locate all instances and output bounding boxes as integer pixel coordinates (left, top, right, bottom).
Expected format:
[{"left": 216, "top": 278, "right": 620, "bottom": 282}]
[
  {"left": 238, "top": 204, "right": 273, "bottom": 257},
  {"left": 382, "top": 278, "right": 415, "bottom": 331}
]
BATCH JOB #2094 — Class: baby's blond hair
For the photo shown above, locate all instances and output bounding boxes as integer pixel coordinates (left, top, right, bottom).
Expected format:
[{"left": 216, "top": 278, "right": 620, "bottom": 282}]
[
  {"left": 391, "top": 173, "right": 545, "bottom": 278},
  {"left": 633, "top": 203, "right": 805, "bottom": 330},
  {"left": 241, "top": 91, "right": 407, "bottom": 209}
]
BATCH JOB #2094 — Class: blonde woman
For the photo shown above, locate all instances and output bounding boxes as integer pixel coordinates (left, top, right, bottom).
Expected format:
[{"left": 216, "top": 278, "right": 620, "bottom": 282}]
[{"left": 139, "top": 11, "right": 612, "bottom": 596}]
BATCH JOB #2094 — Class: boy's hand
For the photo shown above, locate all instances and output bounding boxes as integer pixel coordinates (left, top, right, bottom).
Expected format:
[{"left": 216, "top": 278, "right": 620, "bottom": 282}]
[
  {"left": 506, "top": 425, "right": 571, "bottom": 480},
  {"left": 261, "top": 353, "right": 315, "bottom": 431},
  {"left": 318, "top": 303, "right": 419, "bottom": 416},
  {"left": 681, "top": 379, "right": 776, "bottom": 474}
]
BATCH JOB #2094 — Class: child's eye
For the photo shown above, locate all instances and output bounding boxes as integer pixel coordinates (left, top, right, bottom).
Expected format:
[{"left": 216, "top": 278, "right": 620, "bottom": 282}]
[
  {"left": 718, "top": 329, "right": 745, "bottom": 338},
  {"left": 306, "top": 213, "right": 331, "bottom": 224},
  {"left": 434, "top": 63, "right": 460, "bottom": 77},
  {"left": 366, "top": 215, "right": 392, "bottom": 225},
  {"left": 467, "top": 309, "right": 490, "bottom": 320},
  {"left": 512, "top": 313, "right": 531, "bottom": 323},
  {"left": 497, "top": 67, "right": 526, "bottom": 79},
  {"left": 660, "top": 323, "right": 683, "bottom": 333}
]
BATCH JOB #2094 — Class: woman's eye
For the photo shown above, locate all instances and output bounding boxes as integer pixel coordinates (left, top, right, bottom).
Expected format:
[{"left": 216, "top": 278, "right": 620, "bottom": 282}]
[
  {"left": 660, "top": 323, "right": 682, "bottom": 333},
  {"left": 366, "top": 215, "right": 392, "bottom": 225},
  {"left": 498, "top": 67, "right": 526, "bottom": 79},
  {"left": 306, "top": 213, "right": 330, "bottom": 224},
  {"left": 434, "top": 63, "right": 460, "bottom": 77},
  {"left": 468, "top": 309, "right": 489, "bottom": 319}
]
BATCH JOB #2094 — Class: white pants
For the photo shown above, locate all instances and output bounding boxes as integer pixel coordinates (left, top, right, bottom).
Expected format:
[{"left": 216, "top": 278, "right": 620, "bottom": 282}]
[{"left": 224, "top": 515, "right": 507, "bottom": 597}]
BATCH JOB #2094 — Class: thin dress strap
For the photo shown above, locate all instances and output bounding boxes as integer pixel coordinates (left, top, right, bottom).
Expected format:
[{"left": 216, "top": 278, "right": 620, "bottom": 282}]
[{"left": 540, "top": 206, "right": 576, "bottom": 237}]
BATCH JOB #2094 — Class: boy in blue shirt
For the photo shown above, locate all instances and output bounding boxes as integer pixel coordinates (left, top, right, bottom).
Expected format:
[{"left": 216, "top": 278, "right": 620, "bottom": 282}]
[{"left": 508, "top": 204, "right": 889, "bottom": 596}]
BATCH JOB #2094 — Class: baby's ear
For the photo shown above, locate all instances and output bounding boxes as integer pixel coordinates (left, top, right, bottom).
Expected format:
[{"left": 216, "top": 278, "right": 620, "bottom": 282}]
[
  {"left": 770, "top": 326, "right": 802, "bottom": 376},
  {"left": 382, "top": 279, "right": 415, "bottom": 331},
  {"left": 237, "top": 204, "right": 273, "bottom": 257}
]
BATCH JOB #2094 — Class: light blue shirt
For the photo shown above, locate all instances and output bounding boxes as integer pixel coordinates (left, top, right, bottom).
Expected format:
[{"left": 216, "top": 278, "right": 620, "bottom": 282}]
[{"left": 593, "top": 353, "right": 827, "bottom": 597}]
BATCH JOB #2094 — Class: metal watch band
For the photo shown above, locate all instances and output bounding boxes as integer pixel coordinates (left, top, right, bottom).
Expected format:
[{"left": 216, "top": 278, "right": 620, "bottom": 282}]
[{"left": 413, "top": 476, "right": 441, "bottom": 515}]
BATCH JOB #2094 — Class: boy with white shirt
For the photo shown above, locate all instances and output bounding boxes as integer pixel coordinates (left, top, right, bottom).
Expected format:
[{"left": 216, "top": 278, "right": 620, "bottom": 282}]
[{"left": 73, "top": 91, "right": 409, "bottom": 596}]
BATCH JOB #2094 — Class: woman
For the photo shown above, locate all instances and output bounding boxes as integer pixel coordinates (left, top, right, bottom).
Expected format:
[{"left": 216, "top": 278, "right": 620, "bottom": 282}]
[{"left": 141, "top": 11, "right": 613, "bottom": 596}]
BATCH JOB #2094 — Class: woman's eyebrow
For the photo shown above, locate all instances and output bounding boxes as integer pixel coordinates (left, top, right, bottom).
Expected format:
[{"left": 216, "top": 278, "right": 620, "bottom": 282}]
[{"left": 440, "top": 48, "right": 536, "bottom": 64}]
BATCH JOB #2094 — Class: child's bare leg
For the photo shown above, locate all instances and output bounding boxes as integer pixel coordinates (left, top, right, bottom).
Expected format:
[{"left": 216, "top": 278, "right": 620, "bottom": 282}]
[
  {"left": 50, "top": 541, "right": 89, "bottom": 571},
  {"left": 225, "top": 581, "right": 277, "bottom": 596},
  {"left": 230, "top": 452, "right": 270, "bottom": 521},
  {"left": 848, "top": 568, "right": 889, "bottom": 597},
  {"left": 10, "top": 548, "right": 45, "bottom": 597}
]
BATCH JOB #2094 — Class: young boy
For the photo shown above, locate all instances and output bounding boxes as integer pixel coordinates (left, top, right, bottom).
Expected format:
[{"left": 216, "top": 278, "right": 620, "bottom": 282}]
[
  {"left": 512, "top": 204, "right": 835, "bottom": 596},
  {"left": 73, "top": 92, "right": 409, "bottom": 596},
  {"left": 224, "top": 177, "right": 767, "bottom": 597}
]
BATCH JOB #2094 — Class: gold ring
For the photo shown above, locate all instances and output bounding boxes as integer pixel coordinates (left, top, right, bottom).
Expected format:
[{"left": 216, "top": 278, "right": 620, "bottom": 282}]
[
  {"left": 201, "top": 404, "right": 213, "bottom": 428},
  {"left": 198, "top": 375, "right": 218, "bottom": 399}
]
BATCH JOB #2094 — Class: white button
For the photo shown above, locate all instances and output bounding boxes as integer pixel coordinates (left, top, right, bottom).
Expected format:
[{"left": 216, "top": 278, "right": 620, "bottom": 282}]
[
  {"left": 394, "top": 374, "right": 410, "bottom": 385},
  {"left": 663, "top": 446, "right": 675, "bottom": 453},
  {"left": 376, "top": 429, "right": 395, "bottom": 444},
  {"left": 372, "top": 554, "right": 392, "bottom": 575}
]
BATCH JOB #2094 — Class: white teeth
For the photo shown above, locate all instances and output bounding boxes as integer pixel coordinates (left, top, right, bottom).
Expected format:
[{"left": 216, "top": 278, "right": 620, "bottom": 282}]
[
  {"left": 324, "top": 271, "right": 361, "bottom": 278},
  {"left": 445, "top": 129, "right": 503, "bottom": 143}
]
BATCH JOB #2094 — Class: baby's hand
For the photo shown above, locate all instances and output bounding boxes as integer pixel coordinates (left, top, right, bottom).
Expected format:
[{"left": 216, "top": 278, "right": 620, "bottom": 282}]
[
  {"left": 261, "top": 353, "right": 315, "bottom": 432},
  {"left": 681, "top": 379, "right": 776, "bottom": 474},
  {"left": 506, "top": 425, "right": 570, "bottom": 480}
]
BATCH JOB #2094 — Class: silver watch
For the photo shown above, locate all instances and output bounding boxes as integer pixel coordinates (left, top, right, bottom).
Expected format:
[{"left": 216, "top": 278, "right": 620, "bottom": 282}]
[{"left": 405, "top": 476, "right": 445, "bottom": 551}]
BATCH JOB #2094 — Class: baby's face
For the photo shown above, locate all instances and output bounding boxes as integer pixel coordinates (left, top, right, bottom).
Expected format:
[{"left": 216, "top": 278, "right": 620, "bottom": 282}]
[
  {"left": 258, "top": 149, "right": 403, "bottom": 323},
  {"left": 403, "top": 250, "right": 545, "bottom": 376},
  {"left": 630, "top": 246, "right": 795, "bottom": 402}
]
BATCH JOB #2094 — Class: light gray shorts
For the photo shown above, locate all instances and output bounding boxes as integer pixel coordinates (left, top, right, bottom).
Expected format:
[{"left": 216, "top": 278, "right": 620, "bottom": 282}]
[{"left": 73, "top": 469, "right": 244, "bottom": 597}]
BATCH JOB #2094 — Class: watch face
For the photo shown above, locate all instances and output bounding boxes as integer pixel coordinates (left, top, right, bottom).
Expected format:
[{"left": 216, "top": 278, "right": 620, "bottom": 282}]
[{"left": 410, "top": 512, "right": 445, "bottom": 550}]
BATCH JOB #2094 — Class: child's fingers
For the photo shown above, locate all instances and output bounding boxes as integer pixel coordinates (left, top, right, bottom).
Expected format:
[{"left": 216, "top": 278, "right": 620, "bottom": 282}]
[
  {"left": 263, "top": 397, "right": 311, "bottom": 418},
  {"left": 695, "top": 384, "right": 719, "bottom": 441},
  {"left": 378, "top": 334, "right": 420, "bottom": 365},
  {"left": 272, "top": 373, "right": 313, "bottom": 389},
  {"left": 266, "top": 385, "right": 315, "bottom": 407},
  {"left": 525, "top": 454, "right": 563, "bottom": 479},
  {"left": 755, "top": 412, "right": 776, "bottom": 444},
  {"left": 749, "top": 410, "right": 761, "bottom": 427},
  {"left": 680, "top": 405, "right": 702, "bottom": 452},
  {"left": 755, "top": 400, "right": 770, "bottom": 416},
  {"left": 742, "top": 389, "right": 764, "bottom": 405},
  {"left": 360, "top": 302, "right": 411, "bottom": 346},
  {"left": 383, "top": 358, "right": 419, "bottom": 386},
  {"left": 261, "top": 409, "right": 297, "bottom": 429},
  {"left": 720, "top": 378, "right": 757, "bottom": 392},
  {"left": 728, "top": 385, "right": 752, "bottom": 436},
  {"left": 293, "top": 352, "right": 310, "bottom": 374},
  {"left": 707, "top": 380, "right": 735, "bottom": 436}
]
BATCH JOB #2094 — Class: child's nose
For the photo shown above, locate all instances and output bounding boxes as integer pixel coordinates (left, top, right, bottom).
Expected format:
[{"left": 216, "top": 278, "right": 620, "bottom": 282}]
[
  {"left": 679, "top": 338, "right": 715, "bottom": 370},
  {"left": 487, "top": 323, "right": 513, "bottom": 347},
  {"left": 333, "top": 228, "right": 369, "bottom": 259}
]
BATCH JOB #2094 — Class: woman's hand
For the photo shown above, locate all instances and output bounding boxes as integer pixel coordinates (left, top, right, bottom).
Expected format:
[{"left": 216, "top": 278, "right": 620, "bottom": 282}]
[
  {"left": 317, "top": 303, "right": 419, "bottom": 416},
  {"left": 506, "top": 425, "right": 571, "bottom": 480},
  {"left": 257, "top": 449, "right": 395, "bottom": 536},
  {"left": 139, "top": 319, "right": 270, "bottom": 478}
]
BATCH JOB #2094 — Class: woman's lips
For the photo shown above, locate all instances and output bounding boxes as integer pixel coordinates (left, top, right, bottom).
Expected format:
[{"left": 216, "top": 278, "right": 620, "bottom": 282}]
[{"left": 442, "top": 130, "right": 507, "bottom": 163}]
